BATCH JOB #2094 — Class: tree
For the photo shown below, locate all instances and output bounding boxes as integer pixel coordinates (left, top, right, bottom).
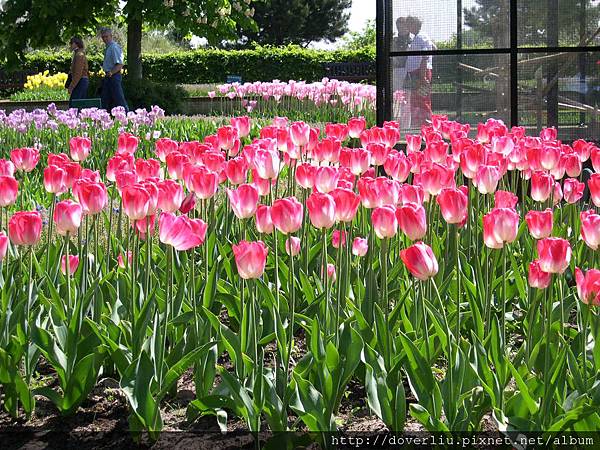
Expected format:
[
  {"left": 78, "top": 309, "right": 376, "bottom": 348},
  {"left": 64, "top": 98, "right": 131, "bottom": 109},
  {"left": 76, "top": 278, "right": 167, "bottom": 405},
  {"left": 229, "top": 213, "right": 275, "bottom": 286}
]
[
  {"left": 340, "top": 19, "right": 375, "bottom": 51},
  {"left": 0, "top": 0, "right": 257, "bottom": 79},
  {"left": 240, "top": 0, "right": 351, "bottom": 46}
]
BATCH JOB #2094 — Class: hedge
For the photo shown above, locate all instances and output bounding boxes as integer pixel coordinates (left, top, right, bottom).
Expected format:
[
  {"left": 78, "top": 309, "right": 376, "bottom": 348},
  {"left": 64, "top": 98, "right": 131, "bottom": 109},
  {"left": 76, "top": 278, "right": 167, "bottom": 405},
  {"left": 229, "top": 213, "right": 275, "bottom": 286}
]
[{"left": 19, "top": 45, "right": 376, "bottom": 84}]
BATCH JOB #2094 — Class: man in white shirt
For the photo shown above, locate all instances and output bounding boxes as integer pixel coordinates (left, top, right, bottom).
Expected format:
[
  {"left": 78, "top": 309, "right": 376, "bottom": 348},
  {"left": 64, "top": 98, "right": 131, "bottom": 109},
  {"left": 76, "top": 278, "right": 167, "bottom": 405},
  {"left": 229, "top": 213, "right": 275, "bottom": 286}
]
[{"left": 405, "top": 16, "right": 435, "bottom": 128}]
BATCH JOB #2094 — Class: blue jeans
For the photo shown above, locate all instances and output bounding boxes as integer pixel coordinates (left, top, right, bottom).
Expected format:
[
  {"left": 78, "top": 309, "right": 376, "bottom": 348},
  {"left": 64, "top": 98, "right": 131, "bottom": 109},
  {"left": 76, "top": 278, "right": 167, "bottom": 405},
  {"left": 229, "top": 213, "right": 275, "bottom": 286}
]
[
  {"left": 68, "top": 77, "right": 89, "bottom": 108},
  {"left": 101, "top": 73, "right": 129, "bottom": 112}
]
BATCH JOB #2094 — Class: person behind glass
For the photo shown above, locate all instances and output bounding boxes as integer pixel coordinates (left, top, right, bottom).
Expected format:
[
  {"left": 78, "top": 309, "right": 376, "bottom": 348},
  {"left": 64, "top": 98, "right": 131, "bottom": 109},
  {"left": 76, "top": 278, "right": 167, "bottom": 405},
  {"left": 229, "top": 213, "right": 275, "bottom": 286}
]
[
  {"left": 392, "top": 17, "right": 412, "bottom": 129},
  {"left": 99, "top": 27, "right": 129, "bottom": 112},
  {"left": 405, "top": 16, "right": 435, "bottom": 128},
  {"left": 67, "top": 37, "right": 89, "bottom": 108}
]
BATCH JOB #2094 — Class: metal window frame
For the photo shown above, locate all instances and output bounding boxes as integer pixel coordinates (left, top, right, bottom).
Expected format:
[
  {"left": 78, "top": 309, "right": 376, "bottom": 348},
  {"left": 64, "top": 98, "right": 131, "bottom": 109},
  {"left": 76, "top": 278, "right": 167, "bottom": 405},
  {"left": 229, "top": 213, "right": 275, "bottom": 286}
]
[{"left": 376, "top": 0, "right": 600, "bottom": 129}]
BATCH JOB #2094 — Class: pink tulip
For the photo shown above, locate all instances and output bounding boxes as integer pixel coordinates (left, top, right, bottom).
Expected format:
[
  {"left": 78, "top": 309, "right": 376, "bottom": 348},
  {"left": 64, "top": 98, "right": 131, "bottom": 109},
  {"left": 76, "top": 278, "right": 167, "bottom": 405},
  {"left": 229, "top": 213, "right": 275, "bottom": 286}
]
[
  {"left": 121, "top": 184, "right": 152, "bottom": 220},
  {"left": 398, "top": 184, "right": 424, "bottom": 206},
  {"left": 106, "top": 153, "right": 134, "bottom": 182},
  {"left": 525, "top": 209, "right": 553, "bottom": 240},
  {"left": 405, "top": 134, "right": 422, "bottom": 153},
  {"left": 400, "top": 242, "right": 439, "bottom": 281},
  {"left": 9, "top": 211, "right": 42, "bottom": 246},
  {"left": 255, "top": 204, "right": 274, "bottom": 234},
  {"left": 231, "top": 116, "right": 251, "bottom": 138},
  {"left": 383, "top": 151, "right": 410, "bottom": 182},
  {"left": 483, "top": 208, "right": 519, "bottom": 248},
  {"left": 0, "top": 232, "right": 7, "bottom": 262},
  {"left": 475, "top": 165, "right": 500, "bottom": 194},
  {"left": 528, "top": 260, "right": 551, "bottom": 289},
  {"left": 306, "top": 192, "right": 336, "bottom": 229},
  {"left": 227, "top": 184, "right": 259, "bottom": 219},
  {"left": 352, "top": 237, "right": 368, "bottom": 256},
  {"left": 133, "top": 214, "right": 156, "bottom": 240},
  {"left": 61, "top": 255, "right": 80, "bottom": 276},
  {"left": 159, "top": 212, "right": 207, "bottom": 251},
  {"left": 330, "top": 188, "right": 360, "bottom": 223},
  {"left": 217, "top": 126, "right": 238, "bottom": 151},
  {"left": 225, "top": 157, "right": 249, "bottom": 185},
  {"left": 271, "top": 197, "right": 303, "bottom": 234},
  {"left": 531, "top": 170, "right": 553, "bottom": 202},
  {"left": 397, "top": 202, "right": 427, "bottom": 241},
  {"left": 332, "top": 230, "right": 347, "bottom": 248},
  {"left": 537, "top": 237, "right": 571, "bottom": 274},
  {"left": 76, "top": 181, "right": 108, "bottom": 215},
  {"left": 295, "top": 163, "right": 316, "bottom": 189},
  {"left": 368, "top": 143, "right": 391, "bottom": 166},
  {"left": 118, "top": 251, "right": 133, "bottom": 269},
  {"left": 589, "top": 173, "right": 600, "bottom": 207},
  {"left": 563, "top": 153, "right": 582, "bottom": 178},
  {"left": 0, "top": 159, "right": 15, "bottom": 177},
  {"left": 285, "top": 236, "right": 301, "bottom": 256},
  {"left": 69, "top": 136, "right": 92, "bottom": 162},
  {"left": 10, "top": 148, "right": 40, "bottom": 172},
  {"left": 419, "top": 163, "right": 454, "bottom": 197},
  {"left": 581, "top": 210, "right": 600, "bottom": 250},
  {"left": 437, "top": 187, "right": 468, "bottom": 225},
  {"left": 372, "top": 205, "right": 398, "bottom": 239},
  {"left": 290, "top": 121, "right": 310, "bottom": 147},
  {"left": 345, "top": 148, "right": 371, "bottom": 176},
  {"left": 563, "top": 178, "right": 584, "bottom": 204},
  {"left": 326, "top": 263, "right": 337, "bottom": 282},
  {"left": 54, "top": 200, "right": 83, "bottom": 235},
  {"left": 314, "top": 166, "right": 340, "bottom": 194},
  {"left": 155, "top": 138, "right": 179, "bottom": 162},
  {"left": 494, "top": 190, "right": 518, "bottom": 209},
  {"left": 185, "top": 165, "right": 219, "bottom": 200},
  {"left": 117, "top": 132, "right": 139, "bottom": 154},
  {"left": 165, "top": 151, "right": 191, "bottom": 180},
  {"left": 575, "top": 268, "right": 600, "bottom": 306},
  {"left": 157, "top": 179, "right": 184, "bottom": 213},
  {"left": 0, "top": 176, "right": 18, "bottom": 207},
  {"left": 232, "top": 240, "right": 268, "bottom": 279},
  {"left": 253, "top": 149, "right": 280, "bottom": 180},
  {"left": 314, "top": 138, "right": 341, "bottom": 163},
  {"left": 135, "top": 158, "right": 162, "bottom": 181},
  {"left": 347, "top": 117, "right": 366, "bottom": 139}
]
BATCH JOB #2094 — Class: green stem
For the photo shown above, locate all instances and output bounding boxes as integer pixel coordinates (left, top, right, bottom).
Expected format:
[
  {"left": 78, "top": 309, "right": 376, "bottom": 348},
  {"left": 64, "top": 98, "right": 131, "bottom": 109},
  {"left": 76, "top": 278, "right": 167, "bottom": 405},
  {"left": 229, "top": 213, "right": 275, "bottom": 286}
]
[
  {"left": 455, "top": 225, "right": 461, "bottom": 346},
  {"left": 285, "top": 239, "right": 296, "bottom": 382}
]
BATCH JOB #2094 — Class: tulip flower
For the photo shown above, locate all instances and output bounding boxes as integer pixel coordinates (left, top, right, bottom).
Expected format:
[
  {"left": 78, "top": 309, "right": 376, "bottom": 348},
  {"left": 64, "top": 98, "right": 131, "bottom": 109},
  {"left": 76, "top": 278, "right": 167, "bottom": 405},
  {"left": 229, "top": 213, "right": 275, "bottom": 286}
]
[
  {"left": 589, "top": 173, "right": 600, "bottom": 208},
  {"left": 563, "top": 153, "right": 582, "bottom": 178},
  {"left": 306, "top": 192, "right": 336, "bottom": 229},
  {"left": 494, "top": 190, "right": 518, "bottom": 209},
  {"left": 217, "top": 125, "right": 238, "bottom": 151},
  {"left": 575, "top": 268, "right": 600, "bottom": 306},
  {"left": 156, "top": 179, "right": 184, "bottom": 213},
  {"left": 528, "top": 260, "right": 551, "bottom": 289},
  {"left": 8, "top": 211, "right": 42, "bottom": 246},
  {"left": 397, "top": 202, "right": 427, "bottom": 241},
  {"left": 69, "top": 136, "right": 92, "bottom": 162},
  {"left": 563, "top": 178, "right": 584, "bottom": 204},
  {"left": 290, "top": 121, "right": 310, "bottom": 147},
  {"left": 0, "top": 176, "right": 18, "bottom": 207},
  {"left": 0, "top": 159, "right": 15, "bottom": 177},
  {"left": 231, "top": 116, "right": 251, "bottom": 138},
  {"left": 314, "top": 166, "right": 339, "bottom": 194},
  {"left": 185, "top": 165, "right": 219, "bottom": 200},
  {"left": 227, "top": 184, "right": 259, "bottom": 220},
  {"left": 525, "top": 209, "right": 553, "bottom": 240},
  {"left": 531, "top": 170, "right": 553, "bottom": 202},
  {"left": 0, "top": 232, "right": 8, "bottom": 262},
  {"left": 155, "top": 138, "right": 179, "bottom": 162},
  {"left": 285, "top": 236, "right": 301, "bottom": 256},
  {"left": 225, "top": 157, "right": 249, "bottom": 185},
  {"left": 165, "top": 151, "right": 191, "bottom": 180},
  {"left": 271, "top": 197, "right": 303, "bottom": 234},
  {"left": 405, "top": 134, "right": 422, "bottom": 153},
  {"left": 295, "top": 163, "right": 316, "bottom": 189},
  {"left": 159, "top": 212, "right": 208, "bottom": 251},
  {"left": 118, "top": 251, "right": 133, "bottom": 269},
  {"left": 537, "top": 237, "right": 571, "bottom": 274},
  {"left": 352, "top": 237, "right": 368, "bottom": 256},
  {"left": 255, "top": 204, "right": 274, "bottom": 234},
  {"left": 76, "top": 181, "right": 108, "bottom": 215},
  {"left": 483, "top": 207, "right": 519, "bottom": 248},
  {"left": 54, "top": 200, "right": 83, "bottom": 236},
  {"left": 121, "top": 184, "right": 152, "bottom": 220},
  {"left": 179, "top": 192, "right": 196, "bottom": 215},
  {"left": 330, "top": 188, "right": 360, "bottom": 223},
  {"left": 135, "top": 158, "right": 162, "bottom": 181},
  {"left": 372, "top": 205, "right": 398, "bottom": 239},
  {"left": 117, "top": 132, "right": 139, "bottom": 154},
  {"left": 326, "top": 263, "right": 337, "bottom": 282},
  {"left": 232, "top": 240, "right": 269, "bottom": 279},
  {"left": 347, "top": 117, "right": 366, "bottom": 139},
  {"left": 332, "top": 230, "right": 347, "bottom": 248},
  {"left": 383, "top": 151, "right": 410, "bottom": 182},
  {"left": 253, "top": 149, "right": 280, "bottom": 180},
  {"left": 475, "top": 165, "right": 500, "bottom": 194},
  {"left": 10, "top": 147, "right": 40, "bottom": 172},
  {"left": 437, "top": 187, "right": 468, "bottom": 225},
  {"left": 581, "top": 210, "right": 600, "bottom": 250},
  {"left": 400, "top": 242, "right": 439, "bottom": 281},
  {"left": 61, "top": 255, "right": 80, "bottom": 276}
]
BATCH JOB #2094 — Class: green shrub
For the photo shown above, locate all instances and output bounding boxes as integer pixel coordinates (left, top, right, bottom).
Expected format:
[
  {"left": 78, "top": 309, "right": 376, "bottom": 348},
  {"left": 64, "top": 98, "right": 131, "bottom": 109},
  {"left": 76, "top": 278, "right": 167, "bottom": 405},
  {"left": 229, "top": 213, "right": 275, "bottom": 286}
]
[{"left": 18, "top": 45, "right": 376, "bottom": 85}]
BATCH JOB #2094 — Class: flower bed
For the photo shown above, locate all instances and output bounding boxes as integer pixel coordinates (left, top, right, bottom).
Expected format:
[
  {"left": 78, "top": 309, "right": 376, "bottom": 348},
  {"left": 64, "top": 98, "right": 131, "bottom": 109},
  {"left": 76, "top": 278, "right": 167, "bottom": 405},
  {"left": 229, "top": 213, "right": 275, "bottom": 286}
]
[{"left": 0, "top": 111, "right": 599, "bottom": 443}]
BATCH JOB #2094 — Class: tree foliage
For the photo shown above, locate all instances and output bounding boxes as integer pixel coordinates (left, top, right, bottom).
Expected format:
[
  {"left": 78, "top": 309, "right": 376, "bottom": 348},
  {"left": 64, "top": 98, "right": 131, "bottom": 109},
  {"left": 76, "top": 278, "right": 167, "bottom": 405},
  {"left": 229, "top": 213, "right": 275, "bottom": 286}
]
[
  {"left": 240, "top": 0, "right": 351, "bottom": 46},
  {"left": 340, "top": 19, "right": 375, "bottom": 51},
  {"left": 0, "top": 0, "right": 257, "bottom": 77}
]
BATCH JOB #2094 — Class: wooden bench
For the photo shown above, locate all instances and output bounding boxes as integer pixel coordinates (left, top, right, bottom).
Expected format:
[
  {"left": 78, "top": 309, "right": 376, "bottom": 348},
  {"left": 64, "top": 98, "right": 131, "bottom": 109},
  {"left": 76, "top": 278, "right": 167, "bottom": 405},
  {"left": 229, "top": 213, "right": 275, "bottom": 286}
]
[{"left": 322, "top": 62, "right": 376, "bottom": 83}]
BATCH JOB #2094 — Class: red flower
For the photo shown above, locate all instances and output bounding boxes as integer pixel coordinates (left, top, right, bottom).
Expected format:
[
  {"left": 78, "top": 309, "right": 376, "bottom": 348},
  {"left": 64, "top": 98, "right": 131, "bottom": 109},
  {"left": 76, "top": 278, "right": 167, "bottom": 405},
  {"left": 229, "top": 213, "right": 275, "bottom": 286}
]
[
  {"left": 232, "top": 240, "right": 268, "bottom": 279},
  {"left": 400, "top": 242, "right": 439, "bottom": 281},
  {"left": 159, "top": 212, "right": 207, "bottom": 251},
  {"left": 9, "top": 211, "right": 42, "bottom": 246},
  {"left": 537, "top": 237, "right": 571, "bottom": 274}
]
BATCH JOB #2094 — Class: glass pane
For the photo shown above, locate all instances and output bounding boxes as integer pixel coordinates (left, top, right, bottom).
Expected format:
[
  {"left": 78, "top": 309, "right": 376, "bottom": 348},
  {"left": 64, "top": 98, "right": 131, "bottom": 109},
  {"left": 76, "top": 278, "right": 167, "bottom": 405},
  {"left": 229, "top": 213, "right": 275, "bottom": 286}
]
[
  {"left": 517, "top": 0, "right": 600, "bottom": 47},
  {"left": 390, "top": 54, "right": 511, "bottom": 134},
  {"left": 390, "top": 0, "right": 510, "bottom": 51},
  {"left": 518, "top": 51, "right": 600, "bottom": 140}
]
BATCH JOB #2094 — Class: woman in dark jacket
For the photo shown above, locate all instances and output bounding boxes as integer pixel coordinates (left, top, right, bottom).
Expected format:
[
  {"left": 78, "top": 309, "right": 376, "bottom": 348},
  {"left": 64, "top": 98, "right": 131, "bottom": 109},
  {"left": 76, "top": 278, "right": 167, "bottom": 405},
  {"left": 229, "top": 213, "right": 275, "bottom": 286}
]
[{"left": 67, "top": 37, "right": 89, "bottom": 107}]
